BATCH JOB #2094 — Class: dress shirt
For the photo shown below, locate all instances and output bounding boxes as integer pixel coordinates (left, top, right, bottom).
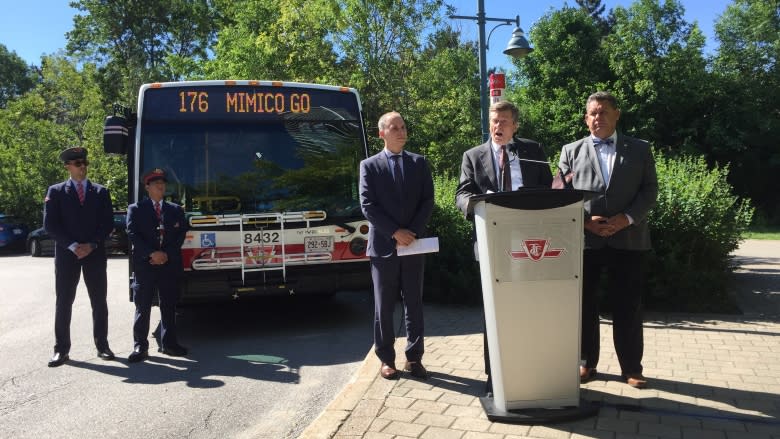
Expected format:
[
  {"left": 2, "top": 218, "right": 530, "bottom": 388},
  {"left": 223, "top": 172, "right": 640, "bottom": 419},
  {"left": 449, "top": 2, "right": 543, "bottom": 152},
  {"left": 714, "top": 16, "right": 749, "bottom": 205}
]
[
  {"left": 592, "top": 133, "right": 634, "bottom": 225},
  {"left": 593, "top": 134, "right": 617, "bottom": 186},
  {"left": 491, "top": 141, "right": 523, "bottom": 190},
  {"left": 383, "top": 149, "right": 404, "bottom": 181},
  {"left": 68, "top": 178, "right": 88, "bottom": 253}
]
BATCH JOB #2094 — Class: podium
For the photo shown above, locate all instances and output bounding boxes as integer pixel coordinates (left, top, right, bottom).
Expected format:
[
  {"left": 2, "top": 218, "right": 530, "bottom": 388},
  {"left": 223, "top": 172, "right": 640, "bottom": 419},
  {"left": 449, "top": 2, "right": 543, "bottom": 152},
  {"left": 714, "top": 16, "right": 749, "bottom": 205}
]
[{"left": 470, "top": 189, "right": 598, "bottom": 423}]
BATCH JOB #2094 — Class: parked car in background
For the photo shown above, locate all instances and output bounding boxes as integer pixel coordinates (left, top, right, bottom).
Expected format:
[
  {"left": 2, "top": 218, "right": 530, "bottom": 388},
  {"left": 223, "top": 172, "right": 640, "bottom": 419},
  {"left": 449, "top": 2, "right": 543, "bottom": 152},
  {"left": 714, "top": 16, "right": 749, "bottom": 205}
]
[
  {"left": 0, "top": 214, "right": 29, "bottom": 253},
  {"left": 27, "top": 211, "right": 129, "bottom": 257}
]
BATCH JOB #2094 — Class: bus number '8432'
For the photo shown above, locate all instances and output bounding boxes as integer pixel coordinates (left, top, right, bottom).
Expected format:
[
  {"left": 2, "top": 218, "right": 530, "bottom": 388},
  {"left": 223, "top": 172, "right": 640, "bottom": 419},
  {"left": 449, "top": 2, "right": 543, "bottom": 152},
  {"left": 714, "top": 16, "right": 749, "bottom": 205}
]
[{"left": 243, "top": 232, "right": 280, "bottom": 244}]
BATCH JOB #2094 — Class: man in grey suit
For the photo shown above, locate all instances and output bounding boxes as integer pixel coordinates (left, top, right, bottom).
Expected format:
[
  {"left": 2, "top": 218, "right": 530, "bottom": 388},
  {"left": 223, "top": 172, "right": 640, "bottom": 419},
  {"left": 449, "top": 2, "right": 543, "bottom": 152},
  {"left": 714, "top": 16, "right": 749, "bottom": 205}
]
[
  {"left": 455, "top": 100, "right": 553, "bottom": 394},
  {"left": 359, "top": 112, "right": 434, "bottom": 380},
  {"left": 558, "top": 91, "right": 658, "bottom": 388},
  {"left": 456, "top": 101, "right": 553, "bottom": 218}
]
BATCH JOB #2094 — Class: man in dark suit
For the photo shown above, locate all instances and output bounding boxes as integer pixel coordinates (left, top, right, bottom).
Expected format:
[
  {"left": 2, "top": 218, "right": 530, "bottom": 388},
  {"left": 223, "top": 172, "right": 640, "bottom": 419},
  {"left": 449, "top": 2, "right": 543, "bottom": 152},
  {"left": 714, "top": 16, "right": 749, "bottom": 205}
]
[
  {"left": 455, "top": 100, "right": 553, "bottom": 393},
  {"left": 126, "top": 169, "right": 189, "bottom": 363},
  {"left": 359, "top": 112, "right": 434, "bottom": 380},
  {"left": 44, "top": 147, "right": 115, "bottom": 367},
  {"left": 558, "top": 91, "right": 658, "bottom": 388}
]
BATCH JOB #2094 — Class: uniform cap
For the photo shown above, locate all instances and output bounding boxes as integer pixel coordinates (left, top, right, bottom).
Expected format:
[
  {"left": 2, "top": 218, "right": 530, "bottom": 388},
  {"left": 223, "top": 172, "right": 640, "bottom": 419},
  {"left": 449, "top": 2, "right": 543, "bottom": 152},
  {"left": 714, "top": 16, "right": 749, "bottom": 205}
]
[
  {"left": 143, "top": 168, "right": 167, "bottom": 185},
  {"left": 59, "top": 147, "right": 87, "bottom": 162}
]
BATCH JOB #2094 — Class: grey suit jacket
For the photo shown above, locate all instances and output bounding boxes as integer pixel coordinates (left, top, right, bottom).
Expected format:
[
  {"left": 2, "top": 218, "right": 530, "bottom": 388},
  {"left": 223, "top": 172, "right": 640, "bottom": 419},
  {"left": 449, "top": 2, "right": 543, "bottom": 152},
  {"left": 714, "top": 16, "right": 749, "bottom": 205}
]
[
  {"left": 455, "top": 138, "right": 553, "bottom": 219},
  {"left": 558, "top": 133, "right": 658, "bottom": 250}
]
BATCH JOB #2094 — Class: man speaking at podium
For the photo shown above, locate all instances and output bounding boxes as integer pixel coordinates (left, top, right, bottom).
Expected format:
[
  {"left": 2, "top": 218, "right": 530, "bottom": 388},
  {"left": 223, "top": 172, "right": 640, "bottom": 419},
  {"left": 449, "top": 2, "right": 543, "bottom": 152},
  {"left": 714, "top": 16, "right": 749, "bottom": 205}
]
[
  {"left": 455, "top": 100, "right": 553, "bottom": 393},
  {"left": 558, "top": 91, "right": 658, "bottom": 388}
]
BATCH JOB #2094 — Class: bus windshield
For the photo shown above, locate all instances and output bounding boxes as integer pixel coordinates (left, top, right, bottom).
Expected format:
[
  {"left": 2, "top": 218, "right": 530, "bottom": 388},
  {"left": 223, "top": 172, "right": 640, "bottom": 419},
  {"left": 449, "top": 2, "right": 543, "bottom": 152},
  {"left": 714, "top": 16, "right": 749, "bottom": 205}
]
[{"left": 137, "top": 84, "right": 367, "bottom": 219}]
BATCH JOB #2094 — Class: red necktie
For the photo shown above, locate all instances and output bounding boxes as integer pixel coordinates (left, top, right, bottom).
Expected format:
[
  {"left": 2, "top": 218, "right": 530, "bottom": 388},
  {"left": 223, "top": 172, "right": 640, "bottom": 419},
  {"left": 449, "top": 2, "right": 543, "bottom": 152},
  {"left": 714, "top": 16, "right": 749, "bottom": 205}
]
[
  {"left": 154, "top": 202, "right": 161, "bottom": 219},
  {"left": 499, "top": 146, "right": 512, "bottom": 191},
  {"left": 76, "top": 182, "right": 85, "bottom": 205}
]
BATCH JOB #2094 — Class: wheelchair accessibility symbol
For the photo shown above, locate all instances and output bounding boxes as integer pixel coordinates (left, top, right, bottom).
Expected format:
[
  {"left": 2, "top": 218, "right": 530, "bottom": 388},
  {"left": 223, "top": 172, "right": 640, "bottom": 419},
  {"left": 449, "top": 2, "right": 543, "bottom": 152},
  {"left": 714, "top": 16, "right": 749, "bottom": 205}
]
[{"left": 201, "top": 233, "right": 216, "bottom": 248}]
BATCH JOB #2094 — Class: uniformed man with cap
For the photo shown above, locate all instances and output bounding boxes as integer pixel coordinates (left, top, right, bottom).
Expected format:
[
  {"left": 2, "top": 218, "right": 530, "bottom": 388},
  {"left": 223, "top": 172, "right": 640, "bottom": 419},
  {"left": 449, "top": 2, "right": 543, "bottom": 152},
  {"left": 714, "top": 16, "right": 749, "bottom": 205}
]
[
  {"left": 126, "top": 168, "right": 189, "bottom": 363},
  {"left": 44, "top": 146, "right": 115, "bottom": 367}
]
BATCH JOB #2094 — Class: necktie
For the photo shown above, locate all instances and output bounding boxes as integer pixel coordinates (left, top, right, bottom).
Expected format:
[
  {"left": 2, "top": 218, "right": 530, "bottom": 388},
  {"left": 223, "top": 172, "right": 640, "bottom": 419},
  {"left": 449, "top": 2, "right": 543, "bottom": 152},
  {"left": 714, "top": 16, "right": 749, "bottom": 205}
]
[
  {"left": 154, "top": 201, "right": 161, "bottom": 220},
  {"left": 76, "top": 182, "right": 85, "bottom": 205},
  {"left": 593, "top": 138, "right": 614, "bottom": 146},
  {"left": 391, "top": 155, "right": 403, "bottom": 193},
  {"left": 499, "top": 145, "right": 512, "bottom": 192}
]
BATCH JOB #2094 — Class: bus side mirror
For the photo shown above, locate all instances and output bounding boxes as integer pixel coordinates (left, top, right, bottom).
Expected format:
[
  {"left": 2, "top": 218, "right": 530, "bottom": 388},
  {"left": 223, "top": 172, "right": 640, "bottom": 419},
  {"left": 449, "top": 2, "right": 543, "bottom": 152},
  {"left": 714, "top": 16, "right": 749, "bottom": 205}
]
[{"left": 103, "top": 115, "right": 130, "bottom": 155}]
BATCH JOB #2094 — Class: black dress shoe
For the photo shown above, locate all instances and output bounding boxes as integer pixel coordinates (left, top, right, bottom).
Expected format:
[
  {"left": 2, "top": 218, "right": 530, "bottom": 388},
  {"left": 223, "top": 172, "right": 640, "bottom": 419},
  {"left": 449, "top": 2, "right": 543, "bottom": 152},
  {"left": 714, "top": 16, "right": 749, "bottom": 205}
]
[
  {"left": 403, "top": 361, "right": 428, "bottom": 379},
  {"left": 97, "top": 347, "right": 115, "bottom": 360},
  {"left": 127, "top": 347, "right": 148, "bottom": 363},
  {"left": 48, "top": 352, "right": 69, "bottom": 367},
  {"left": 158, "top": 344, "right": 188, "bottom": 357}
]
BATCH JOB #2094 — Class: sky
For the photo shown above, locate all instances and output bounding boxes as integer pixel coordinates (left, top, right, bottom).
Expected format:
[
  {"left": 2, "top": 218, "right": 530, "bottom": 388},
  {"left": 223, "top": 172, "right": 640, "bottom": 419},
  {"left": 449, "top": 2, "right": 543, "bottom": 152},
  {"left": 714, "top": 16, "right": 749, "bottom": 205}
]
[{"left": 1, "top": 0, "right": 733, "bottom": 72}]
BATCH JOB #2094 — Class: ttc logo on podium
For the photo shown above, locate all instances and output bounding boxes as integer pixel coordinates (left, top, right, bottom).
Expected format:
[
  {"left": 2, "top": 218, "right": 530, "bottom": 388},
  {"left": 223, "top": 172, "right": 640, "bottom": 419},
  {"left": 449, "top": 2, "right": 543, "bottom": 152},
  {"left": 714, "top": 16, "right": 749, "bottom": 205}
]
[{"left": 509, "top": 238, "right": 565, "bottom": 262}]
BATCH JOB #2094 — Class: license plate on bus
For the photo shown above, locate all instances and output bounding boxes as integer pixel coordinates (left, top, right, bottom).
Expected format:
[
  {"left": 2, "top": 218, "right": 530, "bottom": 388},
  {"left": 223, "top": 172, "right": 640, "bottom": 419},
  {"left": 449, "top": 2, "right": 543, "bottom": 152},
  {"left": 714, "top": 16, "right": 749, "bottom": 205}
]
[{"left": 304, "top": 236, "right": 333, "bottom": 253}]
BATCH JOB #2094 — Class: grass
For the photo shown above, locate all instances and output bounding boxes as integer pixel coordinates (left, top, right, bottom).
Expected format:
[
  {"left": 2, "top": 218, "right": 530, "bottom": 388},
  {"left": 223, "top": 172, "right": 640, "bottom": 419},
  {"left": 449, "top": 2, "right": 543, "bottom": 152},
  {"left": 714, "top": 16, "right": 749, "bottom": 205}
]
[{"left": 743, "top": 225, "right": 780, "bottom": 240}]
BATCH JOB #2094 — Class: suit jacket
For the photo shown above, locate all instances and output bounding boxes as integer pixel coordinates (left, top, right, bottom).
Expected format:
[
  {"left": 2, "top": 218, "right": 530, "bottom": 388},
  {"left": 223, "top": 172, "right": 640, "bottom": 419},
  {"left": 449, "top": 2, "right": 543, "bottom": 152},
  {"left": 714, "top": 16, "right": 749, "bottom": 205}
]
[
  {"left": 127, "top": 198, "right": 188, "bottom": 271},
  {"left": 359, "top": 150, "right": 434, "bottom": 257},
  {"left": 558, "top": 133, "right": 658, "bottom": 250},
  {"left": 455, "top": 137, "right": 553, "bottom": 219},
  {"left": 44, "top": 179, "right": 113, "bottom": 252}
]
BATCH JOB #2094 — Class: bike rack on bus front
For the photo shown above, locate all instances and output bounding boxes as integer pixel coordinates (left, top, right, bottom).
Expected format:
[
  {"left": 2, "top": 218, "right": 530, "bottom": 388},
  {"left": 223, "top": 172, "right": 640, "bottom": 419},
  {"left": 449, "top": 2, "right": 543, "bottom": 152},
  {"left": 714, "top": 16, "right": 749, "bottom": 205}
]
[{"left": 187, "top": 211, "right": 328, "bottom": 285}]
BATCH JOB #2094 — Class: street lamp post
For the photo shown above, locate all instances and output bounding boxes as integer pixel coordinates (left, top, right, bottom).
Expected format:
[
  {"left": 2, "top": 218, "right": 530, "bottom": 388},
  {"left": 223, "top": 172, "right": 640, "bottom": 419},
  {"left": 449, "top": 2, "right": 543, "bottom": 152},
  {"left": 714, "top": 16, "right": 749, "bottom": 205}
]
[{"left": 452, "top": 0, "right": 533, "bottom": 142}]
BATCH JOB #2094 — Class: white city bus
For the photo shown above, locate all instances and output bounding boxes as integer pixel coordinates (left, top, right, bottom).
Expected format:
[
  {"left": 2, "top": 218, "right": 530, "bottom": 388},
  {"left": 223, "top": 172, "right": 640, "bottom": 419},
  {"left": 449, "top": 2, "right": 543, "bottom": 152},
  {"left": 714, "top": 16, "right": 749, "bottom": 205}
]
[{"left": 104, "top": 80, "right": 371, "bottom": 302}]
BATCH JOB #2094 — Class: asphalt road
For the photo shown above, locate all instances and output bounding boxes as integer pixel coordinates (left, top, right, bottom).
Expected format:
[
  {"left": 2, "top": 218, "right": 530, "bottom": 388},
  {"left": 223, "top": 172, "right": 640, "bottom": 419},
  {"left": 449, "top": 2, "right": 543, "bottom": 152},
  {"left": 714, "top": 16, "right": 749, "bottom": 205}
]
[{"left": 0, "top": 254, "right": 374, "bottom": 439}]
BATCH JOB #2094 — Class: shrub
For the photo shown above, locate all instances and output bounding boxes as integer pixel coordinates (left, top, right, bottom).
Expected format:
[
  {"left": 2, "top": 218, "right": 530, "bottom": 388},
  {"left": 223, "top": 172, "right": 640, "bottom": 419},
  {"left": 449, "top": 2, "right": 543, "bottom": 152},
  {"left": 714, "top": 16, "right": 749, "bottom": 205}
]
[
  {"left": 423, "top": 174, "right": 482, "bottom": 304},
  {"left": 647, "top": 153, "right": 753, "bottom": 312}
]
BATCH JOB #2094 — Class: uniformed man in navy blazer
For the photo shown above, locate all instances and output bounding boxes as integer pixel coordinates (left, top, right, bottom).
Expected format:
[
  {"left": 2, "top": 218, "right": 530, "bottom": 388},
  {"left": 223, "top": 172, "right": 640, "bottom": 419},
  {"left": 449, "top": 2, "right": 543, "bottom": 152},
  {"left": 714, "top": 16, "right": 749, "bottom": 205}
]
[
  {"left": 44, "top": 147, "right": 115, "bottom": 367},
  {"left": 359, "top": 112, "right": 434, "bottom": 380},
  {"left": 126, "top": 169, "right": 189, "bottom": 363}
]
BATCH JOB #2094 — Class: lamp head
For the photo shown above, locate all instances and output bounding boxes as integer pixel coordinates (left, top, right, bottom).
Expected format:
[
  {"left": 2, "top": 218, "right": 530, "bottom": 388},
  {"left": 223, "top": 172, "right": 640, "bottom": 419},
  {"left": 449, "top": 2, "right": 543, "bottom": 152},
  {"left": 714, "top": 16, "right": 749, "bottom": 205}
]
[{"left": 503, "top": 27, "right": 533, "bottom": 58}]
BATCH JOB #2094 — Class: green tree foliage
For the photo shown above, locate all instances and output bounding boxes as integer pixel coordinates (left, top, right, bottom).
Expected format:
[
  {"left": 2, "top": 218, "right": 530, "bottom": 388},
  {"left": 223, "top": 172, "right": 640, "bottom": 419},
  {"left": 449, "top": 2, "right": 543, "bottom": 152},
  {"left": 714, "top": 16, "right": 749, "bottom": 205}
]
[
  {"left": 205, "top": 0, "right": 339, "bottom": 82},
  {"left": 402, "top": 28, "right": 481, "bottom": 176},
  {"left": 0, "top": 56, "right": 126, "bottom": 226},
  {"left": 648, "top": 153, "right": 753, "bottom": 312},
  {"left": 66, "top": 0, "right": 218, "bottom": 104},
  {"left": 424, "top": 174, "right": 480, "bottom": 304},
  {"left": 709, "top": 0, "right": 780, "bottom": 222},
  {"left": 0, "top": 44, "right": 35, "bottom": 108},
  {"left": 331, "top": 0, "right": 446, "bottom": 140},
  {"left": 603, "top": 0, "right": 708, "bottom": 149},
  {"left": 509, "top": 7, "right": 611, "bottom": 155}
]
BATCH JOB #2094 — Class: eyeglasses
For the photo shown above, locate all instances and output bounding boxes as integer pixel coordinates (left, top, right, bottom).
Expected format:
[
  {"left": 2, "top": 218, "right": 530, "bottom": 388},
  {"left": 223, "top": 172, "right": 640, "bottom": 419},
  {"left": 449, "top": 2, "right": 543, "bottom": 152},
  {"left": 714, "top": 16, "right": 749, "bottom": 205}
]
[{"left": 67, "top": 160, "right": 89, "bottom": 167}]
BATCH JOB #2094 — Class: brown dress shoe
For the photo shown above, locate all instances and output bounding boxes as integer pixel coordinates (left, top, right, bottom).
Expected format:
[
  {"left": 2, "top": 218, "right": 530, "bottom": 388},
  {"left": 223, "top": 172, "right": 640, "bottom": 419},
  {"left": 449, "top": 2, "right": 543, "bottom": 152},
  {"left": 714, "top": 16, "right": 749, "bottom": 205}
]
[
  {"left": 403, "top": 361, "right": 428, "bottom": 379},
  {"left": 380, "top": 363, "right": 399, "bottom": 380},
  {"left": 579, "top": 366, "right": 597, "bottom": 383},
  {"left": 625, "top": 373, "right": 648, "bottom": 388}
]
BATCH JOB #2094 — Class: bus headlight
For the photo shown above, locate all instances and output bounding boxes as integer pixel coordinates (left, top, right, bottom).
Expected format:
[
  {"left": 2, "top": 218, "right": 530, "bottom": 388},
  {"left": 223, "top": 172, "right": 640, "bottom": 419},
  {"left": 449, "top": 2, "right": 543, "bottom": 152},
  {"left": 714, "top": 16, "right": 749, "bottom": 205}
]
[{"left": 349, "top": 237, "right": 367, "bottom": 255}]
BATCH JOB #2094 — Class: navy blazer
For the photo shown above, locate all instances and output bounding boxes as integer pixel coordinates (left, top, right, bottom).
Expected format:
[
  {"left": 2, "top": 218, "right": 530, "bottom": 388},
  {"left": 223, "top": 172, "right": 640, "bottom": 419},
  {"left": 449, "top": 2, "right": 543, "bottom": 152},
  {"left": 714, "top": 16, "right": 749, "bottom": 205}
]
[
  {"left": 558, "top": 133, "right": 658, "bottom": 250},
  {"left": 44, "top": 179, "right": 113, "bottom": 251},
  {"left": 456, "top": 137, "right": 553, "bottom": 219},
  {"left": 127, "top": 198, "right": 188, "bottom": 270},
  {"left": 359, "top": 150, "right": 434, "bottom": 257}
]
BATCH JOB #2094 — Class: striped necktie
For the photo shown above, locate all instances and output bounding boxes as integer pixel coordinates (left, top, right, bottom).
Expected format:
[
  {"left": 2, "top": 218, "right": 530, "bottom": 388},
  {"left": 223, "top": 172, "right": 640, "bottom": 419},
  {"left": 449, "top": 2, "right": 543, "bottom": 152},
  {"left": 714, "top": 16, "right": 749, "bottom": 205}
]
[{"left": 76, "top": 181, "right": 85, "bottom": 205}]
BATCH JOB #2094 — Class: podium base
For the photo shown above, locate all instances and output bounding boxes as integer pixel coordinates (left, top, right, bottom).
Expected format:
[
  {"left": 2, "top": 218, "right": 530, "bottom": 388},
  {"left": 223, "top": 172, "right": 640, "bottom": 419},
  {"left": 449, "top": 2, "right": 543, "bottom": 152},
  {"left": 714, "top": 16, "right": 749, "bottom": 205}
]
[{"left": 479, "top": 396, "right": 599, "bottom": 424}]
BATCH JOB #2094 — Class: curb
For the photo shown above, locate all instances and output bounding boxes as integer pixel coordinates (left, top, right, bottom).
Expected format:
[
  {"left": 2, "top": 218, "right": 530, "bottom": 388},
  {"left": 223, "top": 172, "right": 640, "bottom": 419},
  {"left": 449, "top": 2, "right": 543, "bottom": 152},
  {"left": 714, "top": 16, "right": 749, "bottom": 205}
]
[{"left": 298, "top": 348, "right": 381, "bottom": 439}]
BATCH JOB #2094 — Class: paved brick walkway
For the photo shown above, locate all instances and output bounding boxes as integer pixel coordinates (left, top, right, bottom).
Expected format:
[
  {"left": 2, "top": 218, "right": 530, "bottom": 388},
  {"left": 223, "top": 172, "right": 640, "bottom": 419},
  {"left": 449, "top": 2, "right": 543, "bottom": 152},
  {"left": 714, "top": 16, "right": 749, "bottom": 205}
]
[{"left": 300, "top": 241, "right": 780, "bottom": 439}]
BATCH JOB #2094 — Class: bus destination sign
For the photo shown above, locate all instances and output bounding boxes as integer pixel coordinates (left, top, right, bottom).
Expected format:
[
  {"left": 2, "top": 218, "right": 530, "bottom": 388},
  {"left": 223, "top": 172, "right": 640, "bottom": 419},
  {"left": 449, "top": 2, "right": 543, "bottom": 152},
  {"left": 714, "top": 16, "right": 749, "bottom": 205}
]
[
  {"left": 141, "top": 85, "right": 359, "bottom": 121},
  {"left": 179, "top": 90, "right": 311, "bottom": 114}
]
